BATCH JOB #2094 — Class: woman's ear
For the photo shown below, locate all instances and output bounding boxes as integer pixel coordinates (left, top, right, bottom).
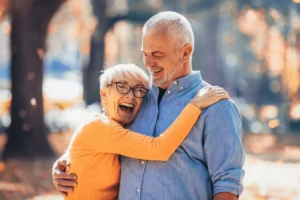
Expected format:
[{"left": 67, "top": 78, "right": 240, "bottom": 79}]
[
  {"left": 181, "top": 44, "right": 193, "bottom": 62},
  {"left": 100, "top": 89, "right": 108, "bottom": 104}
]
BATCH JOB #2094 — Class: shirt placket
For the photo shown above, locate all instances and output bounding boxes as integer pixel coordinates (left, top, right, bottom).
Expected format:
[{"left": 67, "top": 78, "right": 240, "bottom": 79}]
[{"left": 136, "top": 91, "right": 159, "bottom": 200}]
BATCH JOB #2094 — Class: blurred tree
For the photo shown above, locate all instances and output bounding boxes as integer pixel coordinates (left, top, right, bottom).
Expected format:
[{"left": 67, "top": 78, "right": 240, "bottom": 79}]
[
  {"left": 83, "top": 0, "right": 155, "bottom": 105},
  {"left": 0, "top": 0, "right": 8, "bottom": 21},
  {"left": 2, "top": 0, "right": 64, "bottom": 159},
  {"left": 199, "top": 5, "right": 225, "bottom": 88},
  {"left": 82, "top": 0, "right": 107, "bottom": 105}
]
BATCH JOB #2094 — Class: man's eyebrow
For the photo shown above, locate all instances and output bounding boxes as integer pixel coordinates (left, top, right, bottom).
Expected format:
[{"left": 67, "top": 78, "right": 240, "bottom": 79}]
[{"left": 135, "top": 84, "right": 144, "bottom": 87}]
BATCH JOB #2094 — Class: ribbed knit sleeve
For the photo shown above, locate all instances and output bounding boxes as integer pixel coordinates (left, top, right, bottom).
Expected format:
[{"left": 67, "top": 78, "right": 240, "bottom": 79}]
[{"left": 80, "top": 103, "right": 201, "bottom": 161}]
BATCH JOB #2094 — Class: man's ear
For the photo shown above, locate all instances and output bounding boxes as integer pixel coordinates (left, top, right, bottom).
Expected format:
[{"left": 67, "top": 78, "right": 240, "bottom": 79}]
[{"left": 181, "top": 44, "right": 193, "bottom": 62}]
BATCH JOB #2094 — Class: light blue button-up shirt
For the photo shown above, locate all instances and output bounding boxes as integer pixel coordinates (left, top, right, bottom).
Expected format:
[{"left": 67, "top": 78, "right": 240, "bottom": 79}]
[{"left": 119, "top": 71, "right": 245, "bottom": 200}]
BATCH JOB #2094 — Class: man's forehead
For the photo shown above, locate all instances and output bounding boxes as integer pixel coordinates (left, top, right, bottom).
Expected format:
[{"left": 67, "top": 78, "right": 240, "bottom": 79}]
[
  {"left": 143, "top": 28, "right": 168, "bottom": 40},
  {"left": 142, "top": 32, "right": 171, "bottom": 52}
]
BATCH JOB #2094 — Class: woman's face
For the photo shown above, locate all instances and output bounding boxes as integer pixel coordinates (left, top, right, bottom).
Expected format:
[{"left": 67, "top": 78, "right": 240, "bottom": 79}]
[{"left": 101, "top": 75, "right": 147, "bottom": 127}]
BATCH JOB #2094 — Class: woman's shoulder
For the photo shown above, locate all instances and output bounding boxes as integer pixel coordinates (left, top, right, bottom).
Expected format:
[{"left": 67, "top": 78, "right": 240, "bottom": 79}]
[{"left": 83, "top": 114, "right": 120, "bottom": 130}]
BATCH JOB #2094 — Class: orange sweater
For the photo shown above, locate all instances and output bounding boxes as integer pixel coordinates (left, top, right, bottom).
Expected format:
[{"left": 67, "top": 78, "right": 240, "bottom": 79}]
[{"left": 65, "top": 103, "right": 201, "bottom": 200}]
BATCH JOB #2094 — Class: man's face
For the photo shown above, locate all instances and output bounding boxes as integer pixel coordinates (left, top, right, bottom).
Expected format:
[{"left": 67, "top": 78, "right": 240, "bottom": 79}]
[{"left": 142, "top": 30, "right": 183, "bottom": 89}]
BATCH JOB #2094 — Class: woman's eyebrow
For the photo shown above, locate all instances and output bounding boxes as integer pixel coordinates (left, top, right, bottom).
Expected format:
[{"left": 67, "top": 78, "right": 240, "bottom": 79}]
[{"left": 135, "top": 84, "right": 144, "bottom": 87}]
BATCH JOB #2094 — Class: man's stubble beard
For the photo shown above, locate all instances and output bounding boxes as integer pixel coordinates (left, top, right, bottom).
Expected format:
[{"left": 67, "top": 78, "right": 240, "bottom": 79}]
[{"left": 152, "top": 63, "right": 178, "bottom": 88}]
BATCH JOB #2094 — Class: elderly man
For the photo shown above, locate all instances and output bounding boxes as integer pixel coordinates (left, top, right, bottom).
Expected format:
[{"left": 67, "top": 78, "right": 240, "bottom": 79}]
[{"left": 53, "top": 11, "right": 245, "bottom": 200}]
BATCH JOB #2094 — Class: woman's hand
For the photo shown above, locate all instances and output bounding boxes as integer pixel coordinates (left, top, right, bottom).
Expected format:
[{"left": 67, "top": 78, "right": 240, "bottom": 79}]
[{"left": 190, "top": 85, "right": 229, "bottom": 109}]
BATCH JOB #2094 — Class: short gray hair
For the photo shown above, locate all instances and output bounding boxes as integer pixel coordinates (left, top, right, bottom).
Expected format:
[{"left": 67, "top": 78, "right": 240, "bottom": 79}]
[
  {"left": 99, "top": 64, "right": 151, "bottom": 90},
  {"left": 142, "top": 11, "right": 194, "bottom": 50}
]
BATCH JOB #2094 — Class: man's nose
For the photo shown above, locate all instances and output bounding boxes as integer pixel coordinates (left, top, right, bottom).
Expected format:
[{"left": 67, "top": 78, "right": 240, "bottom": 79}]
[{"left": 144, "top": 56, "right": 155, "bottom": 68}]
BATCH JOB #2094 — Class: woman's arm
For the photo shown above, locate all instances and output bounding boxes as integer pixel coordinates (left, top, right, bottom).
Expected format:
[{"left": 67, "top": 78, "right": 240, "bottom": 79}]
[
  {"left": 81, "top": 103, "right": 200, "bottom": 161},
  {"left": 76, "top": 85, "right": 228, "bottom": 161}
]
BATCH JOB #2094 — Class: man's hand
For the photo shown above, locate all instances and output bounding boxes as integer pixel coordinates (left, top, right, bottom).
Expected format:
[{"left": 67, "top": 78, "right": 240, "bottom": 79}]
[
  {"left": 214, "top": 192, "right": 238, "bottom": 200},
  {"left": 52, "top": 159, "right": 77, "bottom": 196}
]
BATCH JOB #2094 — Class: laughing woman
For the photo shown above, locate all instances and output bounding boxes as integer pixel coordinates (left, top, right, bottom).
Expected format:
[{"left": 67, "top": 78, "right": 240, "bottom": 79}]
[{"left": 64, "top": 64, "right": 229, "bottom": 200}]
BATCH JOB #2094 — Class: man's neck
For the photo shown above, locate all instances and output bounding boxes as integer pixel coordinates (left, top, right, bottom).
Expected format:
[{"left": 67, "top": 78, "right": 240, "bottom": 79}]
[
  {"left": 157, "top": 88, "right": 166, "bottom": 104},
  {"left": 171, "top": 68, "right": 192, "bottom": 84},
  {"left": 159, "top": 72, "right": 192, "bottom": 89}
]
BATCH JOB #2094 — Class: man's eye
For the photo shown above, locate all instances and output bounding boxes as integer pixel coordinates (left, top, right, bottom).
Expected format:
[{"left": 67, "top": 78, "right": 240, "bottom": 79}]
[{"left": 153, "top": 52, "right": 164, "bottom": 58}]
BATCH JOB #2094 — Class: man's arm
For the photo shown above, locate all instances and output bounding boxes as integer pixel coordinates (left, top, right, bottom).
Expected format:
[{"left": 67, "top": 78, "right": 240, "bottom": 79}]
[
  {"left": 214, "top": 192, "right": 238, "bottom": 200},
  {"left": 52, "top": 153, "right": 77, "bottom": 196},
  {"left": 203, "top": 99, "right": 245, "bottom": 198},
  {"left": 52, "top": 124, "right": 85, "bottom": 196}
]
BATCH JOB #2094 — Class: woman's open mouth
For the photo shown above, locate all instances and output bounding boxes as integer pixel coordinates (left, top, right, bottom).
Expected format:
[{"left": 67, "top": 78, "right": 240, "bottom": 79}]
[{"left": 119, "top": 103, "right": 134, "bottom": 113}]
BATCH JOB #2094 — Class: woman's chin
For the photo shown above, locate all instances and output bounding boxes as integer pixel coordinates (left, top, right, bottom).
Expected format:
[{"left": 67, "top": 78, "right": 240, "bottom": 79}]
[
  {"left": 117, "top": 110, "right": 136, "bottom": 125},
  {"left": 115, "top": 116, "right": 134, "bottom": 127}
]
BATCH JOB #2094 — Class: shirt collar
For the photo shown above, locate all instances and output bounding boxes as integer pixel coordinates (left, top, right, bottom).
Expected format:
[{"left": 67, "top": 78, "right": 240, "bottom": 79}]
[
  {"left": 167, "top": 70, "right": 202, "bottom": 92},
  {"left": 150, "top": 71, "right": 202, "bottom": 96}
]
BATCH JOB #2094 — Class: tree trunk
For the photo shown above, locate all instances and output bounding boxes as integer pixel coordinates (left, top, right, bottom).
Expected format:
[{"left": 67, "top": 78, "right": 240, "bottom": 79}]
[
  {"left": 82, "top": 0, "right": 154, "bottom": 105},
  {"left": 83, "top": 0, "right": 108, "bottom": 105},
  {"left": 2, "top": 0, "right": 64, "bottom": 159},
  {"left": 199, "top": 6, "right": 225, "bottom": 87}
]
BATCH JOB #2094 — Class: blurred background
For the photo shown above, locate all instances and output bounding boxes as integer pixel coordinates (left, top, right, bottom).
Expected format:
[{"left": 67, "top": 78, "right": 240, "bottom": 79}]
[{"left": 0, "top": 0, "right": 300, "bottom": 199}]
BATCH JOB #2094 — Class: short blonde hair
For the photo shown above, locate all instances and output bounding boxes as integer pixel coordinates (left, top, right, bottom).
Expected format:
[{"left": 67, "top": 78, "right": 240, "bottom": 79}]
[{"left": 99, "top": 64, "right": 151, "bottom": 90}]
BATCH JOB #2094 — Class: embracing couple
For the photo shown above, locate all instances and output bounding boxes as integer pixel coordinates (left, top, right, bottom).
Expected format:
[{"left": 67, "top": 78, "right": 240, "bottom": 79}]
[{"left": 52, "top": 11, "right": 245, "bottom": 200}]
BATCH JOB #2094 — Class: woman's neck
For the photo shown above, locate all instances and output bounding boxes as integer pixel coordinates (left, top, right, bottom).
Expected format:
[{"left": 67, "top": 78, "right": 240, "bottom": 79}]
[{"left": 104, "top": 111, "right": 127, "bottom": 127}]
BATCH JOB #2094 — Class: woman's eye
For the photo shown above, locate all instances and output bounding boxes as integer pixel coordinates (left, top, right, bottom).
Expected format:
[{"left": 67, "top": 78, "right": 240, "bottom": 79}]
[
  {"left": 117, "top": 84, "right": 126, "bottom": 89},
  {"left": 135, "top": 88, "right": 146, "bottom": 93}
]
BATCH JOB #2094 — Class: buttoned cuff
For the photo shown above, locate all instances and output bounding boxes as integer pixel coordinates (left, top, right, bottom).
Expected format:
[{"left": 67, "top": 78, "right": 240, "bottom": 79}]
[{"left": 213, "top": 181, "right": 243, "bottom": 197}]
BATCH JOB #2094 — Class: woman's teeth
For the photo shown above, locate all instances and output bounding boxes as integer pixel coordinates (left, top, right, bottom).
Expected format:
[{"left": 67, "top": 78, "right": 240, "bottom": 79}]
[
  {"left": 120, "top": 103, "right": 133, "bottom": 108},
  {"left": 119, "top": 103, "right": 134, "bottom": 113}
]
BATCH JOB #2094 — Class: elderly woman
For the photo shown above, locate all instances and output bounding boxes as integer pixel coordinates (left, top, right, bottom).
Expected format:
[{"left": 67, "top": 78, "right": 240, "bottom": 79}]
[{"left": 64, "top": 64, "right": 228, "bottom": 200}]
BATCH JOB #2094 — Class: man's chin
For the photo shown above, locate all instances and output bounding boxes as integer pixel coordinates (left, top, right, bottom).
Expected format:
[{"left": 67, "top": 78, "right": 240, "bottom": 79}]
[{"left": 153, "top": 79, "right": 170, "bottom": 89}]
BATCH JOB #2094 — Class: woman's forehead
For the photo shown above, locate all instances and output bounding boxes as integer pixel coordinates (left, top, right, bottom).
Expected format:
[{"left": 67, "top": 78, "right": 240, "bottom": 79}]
[{"left": 113, "top": 74, "right": 144, "bottom": 86}]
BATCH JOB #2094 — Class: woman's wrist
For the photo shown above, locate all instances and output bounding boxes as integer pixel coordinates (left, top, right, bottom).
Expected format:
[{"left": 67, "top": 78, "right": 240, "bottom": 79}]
[{"left": 190, "top": 100, "right": 203, "bottom": 110}]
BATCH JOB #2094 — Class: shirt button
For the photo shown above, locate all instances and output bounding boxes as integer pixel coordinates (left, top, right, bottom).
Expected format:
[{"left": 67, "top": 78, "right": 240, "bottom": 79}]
[
  {"left": 174, "top": 81, "right": 178, "bottom": 85},
  {"left": 141, "top": 160, "right": 145, "bottom": 165},
  {"left": 180, "top": 87, "right": 184, "bottom": 90},
  {"left": 167, "top": 90, "right": 171, "bottom": 94},
  {"left": 137, "top": 188, "right": 140, "bottom": 193}
]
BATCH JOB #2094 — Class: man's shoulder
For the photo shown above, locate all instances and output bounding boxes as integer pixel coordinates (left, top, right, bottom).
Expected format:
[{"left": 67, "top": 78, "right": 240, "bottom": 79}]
[{"left": 202, "top": 98, "right": 240, "bottom": 121}]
